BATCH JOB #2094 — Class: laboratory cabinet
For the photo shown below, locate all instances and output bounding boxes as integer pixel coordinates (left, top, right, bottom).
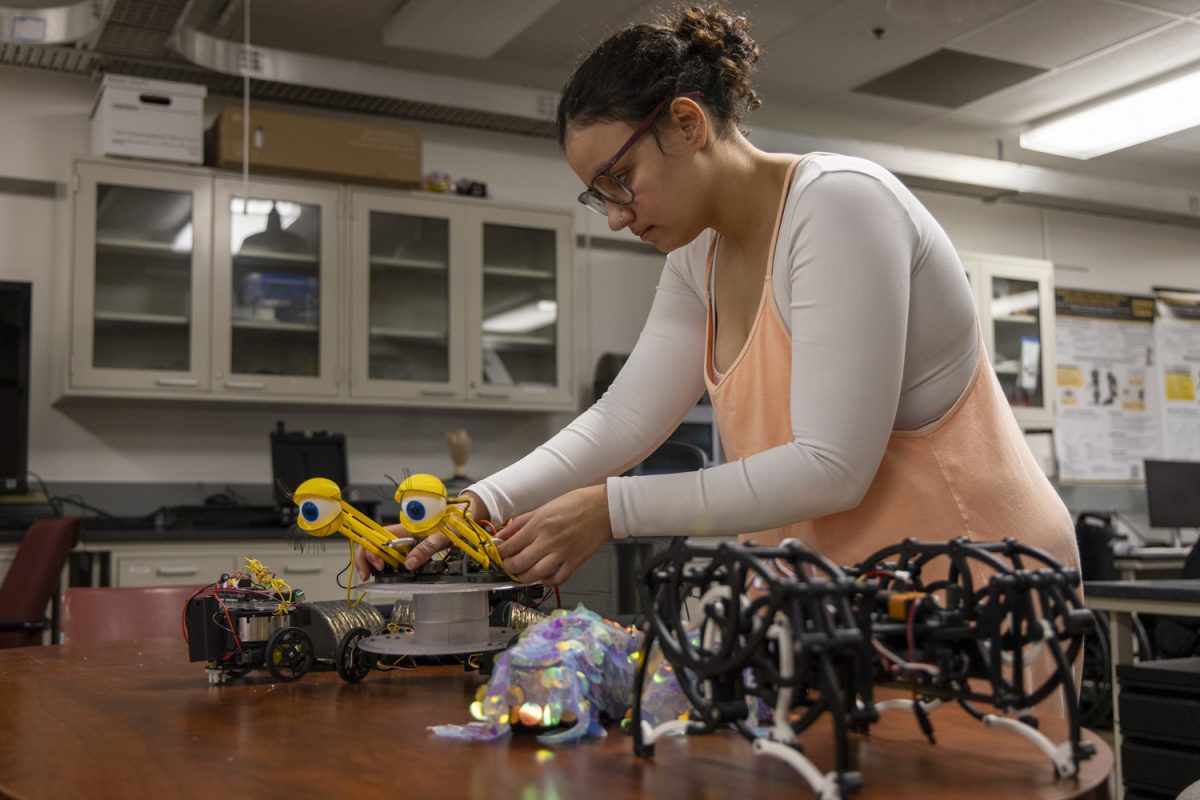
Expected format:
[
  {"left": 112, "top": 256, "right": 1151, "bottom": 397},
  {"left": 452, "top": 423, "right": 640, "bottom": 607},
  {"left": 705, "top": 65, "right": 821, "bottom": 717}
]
[
  {"left": 348, "top": 191, "right": 573, "bottom": 408},
  {"left": 959, "top": 251, "right": 1056, "bottom": 429},
  {"left": 62, "top": 159, "right": 576, "bottom": 412}
]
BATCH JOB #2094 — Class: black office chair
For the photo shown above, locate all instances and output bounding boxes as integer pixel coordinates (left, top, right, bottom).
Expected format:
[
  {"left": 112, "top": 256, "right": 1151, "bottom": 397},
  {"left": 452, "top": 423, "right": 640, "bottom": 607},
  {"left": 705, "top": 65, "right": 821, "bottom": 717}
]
[
  {"left": 1151, "top": 539, "right": 1200, "bottom": 658},
  {"left": 1074, "top": 510, "right": 1153, "bottom": 728},
  {"left": 627, "top": 440, "right": 708, "bottom": 476}
]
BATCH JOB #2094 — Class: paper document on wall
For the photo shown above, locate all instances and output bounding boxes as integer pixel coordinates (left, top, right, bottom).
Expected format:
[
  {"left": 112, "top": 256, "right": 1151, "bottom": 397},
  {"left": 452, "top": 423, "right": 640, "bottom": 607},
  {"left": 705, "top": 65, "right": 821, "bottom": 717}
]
[
  {"left": 1053, "top": 289, "right": 1159, "bottom": 482},
  {"left": 1154, "top": 291, "right": 1200, "bottom": 460}
]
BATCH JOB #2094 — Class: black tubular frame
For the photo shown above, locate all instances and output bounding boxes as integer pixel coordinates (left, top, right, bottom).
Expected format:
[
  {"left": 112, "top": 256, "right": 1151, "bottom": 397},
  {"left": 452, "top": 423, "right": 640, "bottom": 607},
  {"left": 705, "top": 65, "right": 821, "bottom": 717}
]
[{"left": 631, "top": 536, "right": 1097, "bottom": 797}]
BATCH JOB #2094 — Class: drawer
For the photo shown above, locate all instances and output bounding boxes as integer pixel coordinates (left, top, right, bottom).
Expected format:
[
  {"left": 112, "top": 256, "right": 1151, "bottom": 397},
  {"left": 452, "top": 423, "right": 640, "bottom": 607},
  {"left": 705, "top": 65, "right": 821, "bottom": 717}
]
[
  {"left": 1122, "top": 738, "right": 1200, "bottom": 796},
  {"left": 114, "top": 554, "right": 238, "bottom": 587},
  {"left": 272, "top": 553, "right": 355, "bottom": 602},
  {"left": 1120, "top": 690, "right": 1200, "bottom": 744}
]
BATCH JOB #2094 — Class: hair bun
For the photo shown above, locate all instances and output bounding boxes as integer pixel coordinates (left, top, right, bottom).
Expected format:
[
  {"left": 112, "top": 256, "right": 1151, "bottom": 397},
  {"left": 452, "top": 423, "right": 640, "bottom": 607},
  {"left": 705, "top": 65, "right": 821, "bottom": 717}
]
[{"left": 671, "top": 4, "right": 762, "bottom": 112}]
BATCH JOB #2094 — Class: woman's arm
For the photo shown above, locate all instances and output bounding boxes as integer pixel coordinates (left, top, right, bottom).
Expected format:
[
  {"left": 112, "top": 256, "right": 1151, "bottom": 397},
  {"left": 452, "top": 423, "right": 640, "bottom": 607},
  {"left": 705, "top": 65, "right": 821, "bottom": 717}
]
[{"left": 465, "top": 248, "right": 709, "bottom": 523}]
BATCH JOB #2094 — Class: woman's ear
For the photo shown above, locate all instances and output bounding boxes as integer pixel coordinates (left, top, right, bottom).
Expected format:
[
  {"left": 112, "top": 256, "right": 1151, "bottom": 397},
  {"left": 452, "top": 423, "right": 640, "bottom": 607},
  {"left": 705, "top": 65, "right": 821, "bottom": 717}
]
[{"left": 670, "top": 96, "right": 708, "bottom": 151}]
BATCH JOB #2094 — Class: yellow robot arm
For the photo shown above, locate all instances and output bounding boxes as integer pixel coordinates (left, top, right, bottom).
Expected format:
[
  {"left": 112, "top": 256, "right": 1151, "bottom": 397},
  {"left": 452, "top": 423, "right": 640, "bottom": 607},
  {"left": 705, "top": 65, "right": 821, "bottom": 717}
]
[{"left": 293, "top": 478, "right": 405, "bottom": 569}]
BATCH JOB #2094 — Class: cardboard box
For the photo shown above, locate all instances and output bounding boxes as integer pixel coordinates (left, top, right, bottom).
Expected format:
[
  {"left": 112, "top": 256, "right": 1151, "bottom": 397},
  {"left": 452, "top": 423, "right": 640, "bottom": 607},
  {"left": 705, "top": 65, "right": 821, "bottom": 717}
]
[
  {"left": 91, "top": 75, "right": 207, "bottom": 164},
  {"left": 209, "top": 108, "right": 422, "bottom": 187}
]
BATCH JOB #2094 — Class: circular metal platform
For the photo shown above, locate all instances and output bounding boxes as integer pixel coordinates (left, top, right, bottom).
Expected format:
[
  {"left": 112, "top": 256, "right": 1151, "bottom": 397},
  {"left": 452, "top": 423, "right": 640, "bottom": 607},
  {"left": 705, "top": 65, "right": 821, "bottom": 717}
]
[
  {"left": 358, "top": 627, "right": 516, "bottom": 656},
  {"left": 363, "top": 579, "right": 526, "bottom": 595}
]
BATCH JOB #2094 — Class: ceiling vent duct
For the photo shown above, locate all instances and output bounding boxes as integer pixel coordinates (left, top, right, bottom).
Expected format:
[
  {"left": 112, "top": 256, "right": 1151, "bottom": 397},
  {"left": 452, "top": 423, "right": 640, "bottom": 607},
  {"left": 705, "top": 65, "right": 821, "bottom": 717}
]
[
  {"left": 0, "top": 5, "right": 1196, "bottom": 229},
  {"left": 0, "top": 0, "right": 112, "bottom": 45},
  {"left": 171, "top": 26, "right": 559, "bottom": 138}
]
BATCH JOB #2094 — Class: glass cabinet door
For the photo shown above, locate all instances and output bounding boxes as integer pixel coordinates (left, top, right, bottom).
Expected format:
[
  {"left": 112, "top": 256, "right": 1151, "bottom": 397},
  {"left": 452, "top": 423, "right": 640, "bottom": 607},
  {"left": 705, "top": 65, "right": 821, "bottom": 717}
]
[
  {"left": 349, "top": 193, "right": 465, "bottom": 399},
  {"left": 467, "top": 207, "right": 572, "bottom": 407},
  {"left": 70, "top": 163, "right": 212, "bottom": 391},
  {"left": 212, "top": 178, "right": 341, "bottom": 397},
  {"left": 961, "top": 252, "right": 1056, "bottom": 429},
  {"left": 989, "top": 275, "right": 1045, "bottom": 409}
]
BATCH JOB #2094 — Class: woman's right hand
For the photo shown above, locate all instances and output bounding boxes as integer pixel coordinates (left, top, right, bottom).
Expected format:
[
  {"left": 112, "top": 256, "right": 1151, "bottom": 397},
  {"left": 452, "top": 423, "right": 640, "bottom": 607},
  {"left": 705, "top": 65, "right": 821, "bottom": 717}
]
[
  {"left": 354, "top": 523, "right": 407, "bottom": 581},
  {"left": 353, "top": 492, "right": 491, "bottom": 580}
]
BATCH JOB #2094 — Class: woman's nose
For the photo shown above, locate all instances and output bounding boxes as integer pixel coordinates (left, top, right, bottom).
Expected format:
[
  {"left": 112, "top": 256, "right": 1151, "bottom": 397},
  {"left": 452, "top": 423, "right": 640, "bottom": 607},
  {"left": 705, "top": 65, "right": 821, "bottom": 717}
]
[{"left": 606, "top": 202, "right": 628, "bottom": 232}]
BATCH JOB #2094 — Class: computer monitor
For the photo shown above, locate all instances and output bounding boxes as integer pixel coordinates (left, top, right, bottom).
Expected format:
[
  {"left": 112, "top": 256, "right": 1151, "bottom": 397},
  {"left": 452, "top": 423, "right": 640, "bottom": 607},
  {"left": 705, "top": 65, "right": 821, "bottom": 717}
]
[
  {"left": 1144, "top": 459, "right": 1200, "bottom": 545},
  {"left": 0, "top": 282, "right": 31, "bottom": 494},
  {"left": 270, "top": 422, "right": 348, "bottom": 509}
]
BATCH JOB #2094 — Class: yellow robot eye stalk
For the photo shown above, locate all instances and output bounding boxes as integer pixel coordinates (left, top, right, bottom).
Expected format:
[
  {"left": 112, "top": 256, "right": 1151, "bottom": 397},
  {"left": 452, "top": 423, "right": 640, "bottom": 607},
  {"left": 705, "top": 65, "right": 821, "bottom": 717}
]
[
  {"left": 396, "top": 474, "right": 450, "bottom": 534},
  {"left": 398, "top": 491, "right": 448, "bottom": 534},
  {"left": 293, "top": 477, "right": 345, "bottom": 536}
]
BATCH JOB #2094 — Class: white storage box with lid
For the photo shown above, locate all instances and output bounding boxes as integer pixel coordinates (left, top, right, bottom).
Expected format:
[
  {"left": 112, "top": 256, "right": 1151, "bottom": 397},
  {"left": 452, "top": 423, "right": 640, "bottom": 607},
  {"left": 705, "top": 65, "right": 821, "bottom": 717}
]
[{"left": 90, "top": 74, "right": 207, "bottom": 164}]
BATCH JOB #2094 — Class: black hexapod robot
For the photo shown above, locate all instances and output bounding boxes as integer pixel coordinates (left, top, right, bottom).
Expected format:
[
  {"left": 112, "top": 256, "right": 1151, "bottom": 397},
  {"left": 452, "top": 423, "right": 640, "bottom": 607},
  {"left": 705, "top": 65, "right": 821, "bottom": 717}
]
[{"left": 633, "top": 537, "right": 1096, "bottom": 800}]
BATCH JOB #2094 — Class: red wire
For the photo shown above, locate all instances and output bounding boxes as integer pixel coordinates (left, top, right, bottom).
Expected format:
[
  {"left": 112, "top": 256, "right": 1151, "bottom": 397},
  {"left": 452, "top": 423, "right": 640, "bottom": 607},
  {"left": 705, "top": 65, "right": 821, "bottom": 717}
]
[
  {"left": 214, "top": 594, "right": 243, "bottom": 651},
  {"left": 180, "top": 583, "right": 218, "bottom": 643},
  {"left": 906, "top": 597, "right": 920, "bottom": 696}
]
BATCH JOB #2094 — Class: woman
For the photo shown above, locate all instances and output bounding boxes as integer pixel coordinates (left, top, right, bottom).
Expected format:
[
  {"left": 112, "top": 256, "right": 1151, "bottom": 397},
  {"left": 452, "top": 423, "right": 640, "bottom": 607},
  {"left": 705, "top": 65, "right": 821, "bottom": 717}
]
[{"left": 358, "top": 5, "right": 1077, "bottom": 600}]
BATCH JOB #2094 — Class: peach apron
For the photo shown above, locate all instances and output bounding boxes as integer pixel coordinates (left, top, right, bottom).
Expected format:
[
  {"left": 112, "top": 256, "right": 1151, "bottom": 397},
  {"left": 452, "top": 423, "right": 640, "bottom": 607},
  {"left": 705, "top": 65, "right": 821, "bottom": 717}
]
[{"left": 704, "top": 157, "right": 1080, "bottom": 715}]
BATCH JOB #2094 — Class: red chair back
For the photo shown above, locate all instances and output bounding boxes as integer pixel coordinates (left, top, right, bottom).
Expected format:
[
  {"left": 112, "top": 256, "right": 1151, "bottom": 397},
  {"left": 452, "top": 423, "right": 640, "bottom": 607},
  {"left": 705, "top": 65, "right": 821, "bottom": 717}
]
[
  {"left": 0, "top": 518, "right": 79, "bottom": 648},
  {"left": 61, "top": 585, "right": 203, "bottom": 646}
]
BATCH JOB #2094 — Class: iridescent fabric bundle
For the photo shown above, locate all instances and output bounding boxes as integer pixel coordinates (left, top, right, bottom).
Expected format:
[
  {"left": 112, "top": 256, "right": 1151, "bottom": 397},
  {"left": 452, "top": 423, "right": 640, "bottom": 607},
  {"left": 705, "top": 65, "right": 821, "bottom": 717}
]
[{"left": 430, "top": 605, "right": 690, "bottom": 744}]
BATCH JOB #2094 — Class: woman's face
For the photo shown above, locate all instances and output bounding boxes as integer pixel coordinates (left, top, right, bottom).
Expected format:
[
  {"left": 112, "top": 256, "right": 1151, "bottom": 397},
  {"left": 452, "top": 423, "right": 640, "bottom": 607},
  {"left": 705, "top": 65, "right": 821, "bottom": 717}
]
[{"left": 564, "top": 117, "right": 707, "bottom": 253}]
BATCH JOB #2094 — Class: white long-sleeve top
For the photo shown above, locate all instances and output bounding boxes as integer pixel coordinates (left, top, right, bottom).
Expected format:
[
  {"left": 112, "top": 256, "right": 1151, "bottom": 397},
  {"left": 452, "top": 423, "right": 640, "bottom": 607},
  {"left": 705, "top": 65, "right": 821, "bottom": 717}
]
[{"left": 466, "top": 154, "right": 979, "bottom": 538}]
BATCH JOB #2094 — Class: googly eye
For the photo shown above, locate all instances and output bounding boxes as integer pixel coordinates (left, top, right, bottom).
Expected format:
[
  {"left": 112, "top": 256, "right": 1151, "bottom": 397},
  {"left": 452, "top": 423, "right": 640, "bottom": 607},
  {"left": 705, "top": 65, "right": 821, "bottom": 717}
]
[
  {"left": 295, "top": 496, "right": 341, "bottom": 531},
  {"left": 399, "top": 491, "right": 447, "bottom": 533}
]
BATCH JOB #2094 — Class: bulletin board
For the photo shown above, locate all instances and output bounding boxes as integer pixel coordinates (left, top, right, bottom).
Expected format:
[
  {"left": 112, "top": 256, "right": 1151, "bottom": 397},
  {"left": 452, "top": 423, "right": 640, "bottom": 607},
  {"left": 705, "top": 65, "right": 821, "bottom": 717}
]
[
  {"left": 1053, "top": 288, "right": 1159, "bottom": 482},
  {"left": 1154, "top": 291, "right": 1200, "bottom": 460}
]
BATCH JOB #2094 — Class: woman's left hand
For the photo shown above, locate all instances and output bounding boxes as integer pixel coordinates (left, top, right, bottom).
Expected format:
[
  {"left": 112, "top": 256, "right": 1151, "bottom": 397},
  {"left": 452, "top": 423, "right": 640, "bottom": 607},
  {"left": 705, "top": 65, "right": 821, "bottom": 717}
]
[{"left": 496, "top": 484, "right": 612, "bottom": 586}]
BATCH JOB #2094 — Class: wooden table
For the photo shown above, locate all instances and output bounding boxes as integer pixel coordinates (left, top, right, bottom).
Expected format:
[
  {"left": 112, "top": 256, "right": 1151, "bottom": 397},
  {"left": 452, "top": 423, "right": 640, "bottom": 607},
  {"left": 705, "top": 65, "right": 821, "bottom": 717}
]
[
  {"left": 1085, "top": 579, "right": 1200, "bottom": 800},
  {"left": 0, "top": 639, "right": 1110, "bottom": 799}
]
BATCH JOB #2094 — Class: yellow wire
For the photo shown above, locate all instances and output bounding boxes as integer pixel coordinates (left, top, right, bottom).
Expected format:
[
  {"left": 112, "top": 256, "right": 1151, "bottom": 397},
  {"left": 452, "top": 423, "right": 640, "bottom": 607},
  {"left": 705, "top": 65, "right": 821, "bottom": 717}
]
[{"left": 346, "top": 541, "right": 365, "bottom": 607}]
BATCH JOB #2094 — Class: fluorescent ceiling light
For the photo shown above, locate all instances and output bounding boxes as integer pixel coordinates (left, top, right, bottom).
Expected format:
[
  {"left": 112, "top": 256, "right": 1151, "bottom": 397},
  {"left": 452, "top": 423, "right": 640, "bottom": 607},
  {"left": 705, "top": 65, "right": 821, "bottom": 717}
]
[
  {"left": 1020, "top": 67, "right": 1200, "bottom": 159},
  {"left": 483, "top": 300, "right": 557, "bottom": 334},
  {"left": 991, "top": 290, "right": 1039, "bottom": 318}
]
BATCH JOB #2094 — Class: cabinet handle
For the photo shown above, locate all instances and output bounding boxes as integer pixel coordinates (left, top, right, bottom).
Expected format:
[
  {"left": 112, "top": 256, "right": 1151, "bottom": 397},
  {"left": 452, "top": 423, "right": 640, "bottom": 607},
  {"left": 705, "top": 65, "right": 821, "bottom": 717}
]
[
  {"left": 156, "top": 566, "right": 199, "bottom": 576},
  {"left": 224, "top": 380, "right": 266, "bottom": 390},
  {"left": 282, "top": 565, "right": 322, "bottom": 574},
  {"left": 419, "top": 389, "right": 457, "bottom": 398},
  {"left": 155, "top": 378, "right": 199, "bottom": 388},
  {"left": 475, "top": 391, "right": 510, "bottom": 400}
]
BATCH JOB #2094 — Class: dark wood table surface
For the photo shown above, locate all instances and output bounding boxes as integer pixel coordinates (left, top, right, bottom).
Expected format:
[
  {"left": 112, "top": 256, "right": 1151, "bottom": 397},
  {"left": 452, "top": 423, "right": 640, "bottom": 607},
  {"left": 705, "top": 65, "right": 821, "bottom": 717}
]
[{"left": 0, "top": 639, "right": 1111, "bottom": 799}]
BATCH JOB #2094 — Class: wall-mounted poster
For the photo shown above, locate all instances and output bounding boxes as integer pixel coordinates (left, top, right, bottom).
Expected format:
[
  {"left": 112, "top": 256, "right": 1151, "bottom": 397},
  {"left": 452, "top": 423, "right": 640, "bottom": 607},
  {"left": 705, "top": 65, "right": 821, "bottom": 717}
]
[
  {"left": 1053, "top": 289, "right": 1159, "bottom": 482},
  {"left": 1154, "top": 291, "right": 1200, "bottom": 460}
]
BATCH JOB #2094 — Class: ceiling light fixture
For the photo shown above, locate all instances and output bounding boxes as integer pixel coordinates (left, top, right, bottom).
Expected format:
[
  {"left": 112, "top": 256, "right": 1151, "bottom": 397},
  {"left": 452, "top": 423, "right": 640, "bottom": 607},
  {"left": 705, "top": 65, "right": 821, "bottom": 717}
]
[{"left": 1019, "top": 66, "right": 1200, "bottom": 160}]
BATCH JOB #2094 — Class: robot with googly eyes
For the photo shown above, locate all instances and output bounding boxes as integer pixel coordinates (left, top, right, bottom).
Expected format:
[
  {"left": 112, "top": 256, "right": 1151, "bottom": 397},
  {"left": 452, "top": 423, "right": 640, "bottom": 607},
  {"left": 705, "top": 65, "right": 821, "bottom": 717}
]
[
  {"left": 292, "top": 473, "right": 524, "bottom": 682},
  {"left": 292, "top": 473, "right": 514, "bottom": 583}
]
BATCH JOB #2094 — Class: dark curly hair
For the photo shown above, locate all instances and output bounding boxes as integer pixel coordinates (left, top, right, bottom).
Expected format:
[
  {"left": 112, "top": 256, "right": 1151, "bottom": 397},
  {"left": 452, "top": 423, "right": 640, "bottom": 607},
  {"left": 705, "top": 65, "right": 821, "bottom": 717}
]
[{"left": 556, "top": 3, "right": 762, "bottom": 146}]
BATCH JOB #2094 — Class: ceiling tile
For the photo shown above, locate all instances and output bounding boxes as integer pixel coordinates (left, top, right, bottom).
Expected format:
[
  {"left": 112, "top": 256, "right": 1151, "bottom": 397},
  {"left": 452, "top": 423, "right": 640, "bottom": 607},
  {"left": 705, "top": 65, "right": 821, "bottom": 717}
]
[
  {"left": 853, "top": 49, "right": 1045, "bottom": 107},
  {"left": 963, "top": 21, "right": 1200, "bottom": 123},
  {"left": 758, "top": 0, "right": 1036, "bottom": 93},
  {"left": 771, "top": 90, "right": 946, "bottom": 140},
  {"left": 953, "top": 0, "right": 1172, "bottom": 67}
]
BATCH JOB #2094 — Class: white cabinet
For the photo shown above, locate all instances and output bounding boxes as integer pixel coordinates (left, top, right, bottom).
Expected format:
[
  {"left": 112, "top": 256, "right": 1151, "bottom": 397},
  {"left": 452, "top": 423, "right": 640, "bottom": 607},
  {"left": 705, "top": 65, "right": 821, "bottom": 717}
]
[
  {"left": 468, "top": 204, "right": 574, "bottom": 408},
  {"left": 349, "top": 191, "right": 468, "bottom": 401},
  {"left": 348, "top": 190, "right": 574, "bottom": 409},
  {"left": 212, "top": 176, "right": 342, "bottom": 398},
  {"left": 70, "top": 162, "right": 213, "bottom": 393},
  {"left": 106, "top": 542, "right": 358, "bottom": 603},
  {"left": 64, "top": 159, "right": 576, "bottom": 411},
  {"left": 960, "top": 252, "right": 1056, "bottom": 429}
]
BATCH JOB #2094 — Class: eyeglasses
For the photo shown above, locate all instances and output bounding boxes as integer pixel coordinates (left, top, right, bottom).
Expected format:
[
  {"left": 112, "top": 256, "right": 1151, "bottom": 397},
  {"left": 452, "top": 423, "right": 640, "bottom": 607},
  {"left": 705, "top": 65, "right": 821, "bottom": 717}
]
[{"left": 577, "top": 91, "right": 702, "bottom": 216}]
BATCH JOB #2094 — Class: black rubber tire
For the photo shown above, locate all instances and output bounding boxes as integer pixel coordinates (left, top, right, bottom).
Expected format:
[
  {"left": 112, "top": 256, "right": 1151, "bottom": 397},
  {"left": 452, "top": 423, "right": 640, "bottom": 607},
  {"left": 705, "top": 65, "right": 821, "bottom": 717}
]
[{"left": 265, "top": 627, "right": 315, "bottom": 683}]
